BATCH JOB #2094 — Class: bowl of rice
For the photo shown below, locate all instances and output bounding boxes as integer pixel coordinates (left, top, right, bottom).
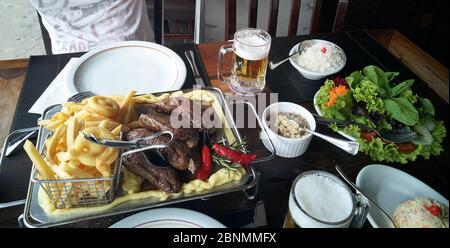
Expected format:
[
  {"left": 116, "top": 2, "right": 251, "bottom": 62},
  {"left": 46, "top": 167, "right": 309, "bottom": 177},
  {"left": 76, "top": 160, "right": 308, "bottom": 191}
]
[{"left": 289, "top": 39, "right": 346, "bottom": 80}]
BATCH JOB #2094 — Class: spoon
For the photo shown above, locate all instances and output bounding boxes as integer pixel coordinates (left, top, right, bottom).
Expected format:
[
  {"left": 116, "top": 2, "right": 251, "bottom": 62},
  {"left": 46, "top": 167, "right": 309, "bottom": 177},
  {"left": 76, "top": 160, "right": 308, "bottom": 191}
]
[
  {"left": 272, "top": 112, "right": 358, "bottom": 155},
  {"left": 335, "top": 164, "right": 396, "bottom": 228},
  {"left": 269, "top": 40, "right": 313, "bottom": 70},
  {"left": 303, "top": 128, "right": 360, "bottom": 155}
]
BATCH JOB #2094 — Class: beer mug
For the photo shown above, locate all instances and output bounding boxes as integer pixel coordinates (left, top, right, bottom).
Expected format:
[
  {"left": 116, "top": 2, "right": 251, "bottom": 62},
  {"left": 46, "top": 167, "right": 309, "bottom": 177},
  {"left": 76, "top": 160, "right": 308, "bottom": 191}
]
[
  {"left": 288, "top": 171, "right": 368, "bottom": 228},
  {"left": 218, "top": 28, "right": 271, "bottom": 95}
]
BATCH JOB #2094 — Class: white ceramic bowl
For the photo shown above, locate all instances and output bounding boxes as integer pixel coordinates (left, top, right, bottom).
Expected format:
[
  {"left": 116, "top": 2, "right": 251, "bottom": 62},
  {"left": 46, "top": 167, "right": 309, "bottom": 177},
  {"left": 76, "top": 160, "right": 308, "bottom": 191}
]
[
  {"left": 289, "top": 39, "right": 346, "bottom": 80},
  {"left": 261, "top": 102, "right": 316, "bottom": 158}
]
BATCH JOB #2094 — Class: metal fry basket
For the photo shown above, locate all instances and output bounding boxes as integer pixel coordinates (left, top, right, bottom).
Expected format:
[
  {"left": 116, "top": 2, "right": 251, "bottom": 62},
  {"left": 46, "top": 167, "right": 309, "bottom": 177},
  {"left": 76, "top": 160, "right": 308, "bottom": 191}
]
[
  {"left": 31, "top": 130, "right": 174, "bottom": 209},
  {"left": 31, "top": 152, "right": 122, "bottom": 209},
  {"left": 31, "top": 129, "right": 124, "bottom": 209}
]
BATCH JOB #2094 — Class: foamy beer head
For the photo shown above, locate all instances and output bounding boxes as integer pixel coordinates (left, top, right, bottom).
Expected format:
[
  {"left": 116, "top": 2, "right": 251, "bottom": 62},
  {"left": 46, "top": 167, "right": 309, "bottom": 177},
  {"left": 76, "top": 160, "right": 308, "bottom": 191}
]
[
  {"left": 230, "top": 29, "right": 271, "bottom": 95},
  {"left": 233, "top": 29, "right": 271, "bottom": 60},
  {"left": 288, "top": 171, "right": 356, "bottom": 228}
]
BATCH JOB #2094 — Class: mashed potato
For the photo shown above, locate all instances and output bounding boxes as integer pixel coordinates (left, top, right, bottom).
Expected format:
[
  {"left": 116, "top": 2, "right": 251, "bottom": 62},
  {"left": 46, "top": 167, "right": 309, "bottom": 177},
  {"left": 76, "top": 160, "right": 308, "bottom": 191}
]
[{"left": 393, "top": 197, "right": 448, "bottom": 228}]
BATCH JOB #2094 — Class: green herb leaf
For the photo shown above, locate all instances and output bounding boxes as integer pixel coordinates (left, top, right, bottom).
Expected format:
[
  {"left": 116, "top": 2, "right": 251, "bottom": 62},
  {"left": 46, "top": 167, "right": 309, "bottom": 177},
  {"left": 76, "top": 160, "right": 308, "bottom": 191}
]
[
  {"left": 379, "top": 119, "right": 393, "bottom": 130},
  {"left": 345, "top": 71, "right": 362, "bottom": 88},
  {"left": 391, "top": 79, "right": 414, "bottom": 97},
  {"left": 412, "top": 123, "right": 433, "bottom": 145},
  {"left": 363, "top": 65, "right": 391, "bottom": 98},
  {"left": 385, "top": 71, "right": 399, "bottom": 82},
  {"left": 419, "top": 98, "right": 435, "bottom": 116},
  {"left": 383, "top": 97, "right": 419, "bottom": 126}
]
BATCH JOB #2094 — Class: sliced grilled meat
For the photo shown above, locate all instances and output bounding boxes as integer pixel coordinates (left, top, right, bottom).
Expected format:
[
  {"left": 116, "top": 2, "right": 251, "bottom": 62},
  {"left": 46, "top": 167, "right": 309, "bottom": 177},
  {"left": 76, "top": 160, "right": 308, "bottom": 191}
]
[
  {"left": 138, "top": 113, "right": 199, "bottom": 148},
  {"left": 146, "top": 97, "right": 214, "bottom": 129},
  {"left": 187, "top": 145, "right": 201, "bottom": 175},
  {"left": 145, "top": 97, "right": 181, "bottom": 113},
  {"left": 127, "top": 128, "right": 200, "bottom": 171},
  {"left": 123, "top": 152, "right": 181, "bottom": 193}
]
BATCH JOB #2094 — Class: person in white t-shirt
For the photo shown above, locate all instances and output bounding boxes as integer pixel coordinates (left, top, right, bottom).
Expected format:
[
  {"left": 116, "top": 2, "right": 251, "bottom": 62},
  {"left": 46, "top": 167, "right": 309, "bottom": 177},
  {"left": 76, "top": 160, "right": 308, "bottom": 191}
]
[{"left": 29, "top": 0, "right": 154, "bottom": 54}]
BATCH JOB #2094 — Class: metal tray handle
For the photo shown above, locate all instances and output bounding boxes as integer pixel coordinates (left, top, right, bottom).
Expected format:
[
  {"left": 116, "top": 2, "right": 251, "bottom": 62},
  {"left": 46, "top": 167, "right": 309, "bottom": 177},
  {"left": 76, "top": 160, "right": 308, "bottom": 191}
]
[
  {"left": 0, "top": 127, "right": 39, "bottom": 208},
  {"left": 234, "top": 100, "right": 276, "bottom": 164},
  {"left": 243, "top": 170, "right": 261, "bottom": 200}
]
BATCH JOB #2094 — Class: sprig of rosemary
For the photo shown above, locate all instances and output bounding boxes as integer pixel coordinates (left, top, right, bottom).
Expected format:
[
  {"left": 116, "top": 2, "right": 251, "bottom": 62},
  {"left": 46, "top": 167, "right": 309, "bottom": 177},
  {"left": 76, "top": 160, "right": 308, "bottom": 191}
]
[
  {"left": 217, "top": 137, "right": 250, "bottom": 154},
  {"left": 212, "top": 153, "right": 241, "bottom": 171},
  {"left": 210, "top": 136, "right": 252, "bottom": 172}
]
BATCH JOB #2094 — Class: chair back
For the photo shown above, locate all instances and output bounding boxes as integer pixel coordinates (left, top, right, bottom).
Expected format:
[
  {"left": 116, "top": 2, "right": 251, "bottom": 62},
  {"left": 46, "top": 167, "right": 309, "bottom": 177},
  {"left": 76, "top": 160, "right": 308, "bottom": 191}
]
[{"left": 225, "top": 0, "right": 349, "bottom": 39}]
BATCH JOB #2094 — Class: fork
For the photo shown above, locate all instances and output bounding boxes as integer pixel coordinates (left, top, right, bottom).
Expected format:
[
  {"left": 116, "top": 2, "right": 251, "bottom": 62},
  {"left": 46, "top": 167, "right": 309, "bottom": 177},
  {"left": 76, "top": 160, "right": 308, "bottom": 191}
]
[
  {"left": 67, "top": 91, "right": 96, "bottom": 102},
  {"left": 313, "top": 114, "right": 417, "bottom": 143}
]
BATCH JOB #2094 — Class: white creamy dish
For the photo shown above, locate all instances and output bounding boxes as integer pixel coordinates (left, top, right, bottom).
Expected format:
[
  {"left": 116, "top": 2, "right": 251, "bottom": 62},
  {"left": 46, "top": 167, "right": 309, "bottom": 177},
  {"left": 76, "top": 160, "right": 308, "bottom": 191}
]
[
  {"left": 295, "top": 173, "right": 353, "bottom": 222},
  {"left": 295, "top": 42, "right": 344, "bottom": 73},
  {"left": 393, "top": 197, "right": 449, "bottom": 228}
]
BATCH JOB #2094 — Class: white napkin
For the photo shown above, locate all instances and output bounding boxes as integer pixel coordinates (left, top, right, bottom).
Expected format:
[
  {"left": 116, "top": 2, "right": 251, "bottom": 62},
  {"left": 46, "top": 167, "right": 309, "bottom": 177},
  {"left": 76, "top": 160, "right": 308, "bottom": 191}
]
[{"left": 28, "top": 58, "right": 80, "bottom": 114}]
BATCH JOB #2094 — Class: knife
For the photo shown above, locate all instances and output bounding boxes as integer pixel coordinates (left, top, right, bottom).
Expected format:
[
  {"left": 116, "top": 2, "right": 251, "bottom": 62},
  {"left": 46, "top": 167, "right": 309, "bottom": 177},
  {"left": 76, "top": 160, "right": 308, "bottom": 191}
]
[{"left": 184, "top": 50, "right": 205, "bottom": 87}]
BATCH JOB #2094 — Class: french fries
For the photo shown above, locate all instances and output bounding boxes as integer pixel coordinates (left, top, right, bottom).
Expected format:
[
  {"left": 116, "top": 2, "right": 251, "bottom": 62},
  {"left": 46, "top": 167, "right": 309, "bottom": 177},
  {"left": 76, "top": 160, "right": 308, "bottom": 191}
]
[
  {"left": 24, "top": 92, "right": 138, "bottom": 206},
  {"left": 87, "top": 96, "right": 120, "bottom": 118},
  {"left": 118, "top": 90, "right": 136, "bottom": 123},
  {"left": 23, "top": 140, "right": 56, "bottom": 179},
  {"left": 46, "top": 124, "right": 67, "bottom": 164}
]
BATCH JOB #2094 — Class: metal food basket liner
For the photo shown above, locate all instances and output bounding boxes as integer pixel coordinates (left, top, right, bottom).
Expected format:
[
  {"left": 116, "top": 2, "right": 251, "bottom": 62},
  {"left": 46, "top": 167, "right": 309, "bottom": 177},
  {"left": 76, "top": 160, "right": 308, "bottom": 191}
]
[
  {"left": 31, "top": 133, "right": 123, "bottom": 209},
  {"left": 32, "top": 129, "right": 174, "bottom": 209}
]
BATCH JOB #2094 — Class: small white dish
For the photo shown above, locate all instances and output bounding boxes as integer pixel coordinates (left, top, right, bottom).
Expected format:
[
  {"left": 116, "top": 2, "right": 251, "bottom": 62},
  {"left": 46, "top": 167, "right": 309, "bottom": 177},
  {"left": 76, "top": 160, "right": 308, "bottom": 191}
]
[
  {"left": 313, "top": 90, "right": 356, "bottom": 141},
  {"left": 65, "top": 41, "right": 187, "bottom": 96},
  {"left": 110, "top": 208, "right": 226, "bottom": 228},
  {"left": 356, "top": 164, "right": 448, "bottom": 228},
  {"left": 289, "top": 39, "right": 346, "bottom": 80},
  {"left": 261, "top": 102, "right": 316, "bottom": 158}
]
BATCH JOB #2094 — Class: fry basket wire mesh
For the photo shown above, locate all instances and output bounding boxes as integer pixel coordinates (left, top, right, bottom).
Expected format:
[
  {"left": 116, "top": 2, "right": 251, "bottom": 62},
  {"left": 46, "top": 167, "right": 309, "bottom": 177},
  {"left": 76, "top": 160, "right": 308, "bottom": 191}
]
[
  {"left": 32, "top": 157, "right": 122, "bottom": 209},
  {"left": 31, "top": 130, "right": 174, "bottom": 209},
  {"left": 31, "top": 132, "right": 124, "bottom": 209}
]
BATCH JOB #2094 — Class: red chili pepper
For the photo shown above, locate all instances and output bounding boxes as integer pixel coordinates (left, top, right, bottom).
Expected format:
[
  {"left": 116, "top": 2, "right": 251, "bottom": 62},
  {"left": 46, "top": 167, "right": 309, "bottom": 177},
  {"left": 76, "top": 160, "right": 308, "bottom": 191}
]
[
  {"left": 321, "top": 47, "right": 327, "bottom": 54},
  {"left": 197, "top": 145, "right": 212, "bottom": 180},
  {"left": 425, "top": 205, "right": 441, "bottom": 217},
  {"left": 211, "top": 144, "right": 256, "bottom": 166}
]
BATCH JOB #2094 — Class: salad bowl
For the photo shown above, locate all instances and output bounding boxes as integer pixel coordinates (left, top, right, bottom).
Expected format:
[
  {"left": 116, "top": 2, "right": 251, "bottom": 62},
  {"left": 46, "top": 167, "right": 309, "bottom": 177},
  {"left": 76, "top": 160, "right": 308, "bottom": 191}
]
[{"left": 312, "top": 65, "right": 446, "bottom": 164}]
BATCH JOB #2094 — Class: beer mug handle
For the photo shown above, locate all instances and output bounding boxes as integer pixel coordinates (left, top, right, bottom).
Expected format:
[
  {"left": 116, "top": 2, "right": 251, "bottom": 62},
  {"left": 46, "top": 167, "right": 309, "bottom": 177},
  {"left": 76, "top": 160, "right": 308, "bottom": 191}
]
[
  {"left": 217, "top": 44, "right": 234, "bottom": 83},
  {"left": 351, "top": 193, "right": 369, "bottom": 228}
]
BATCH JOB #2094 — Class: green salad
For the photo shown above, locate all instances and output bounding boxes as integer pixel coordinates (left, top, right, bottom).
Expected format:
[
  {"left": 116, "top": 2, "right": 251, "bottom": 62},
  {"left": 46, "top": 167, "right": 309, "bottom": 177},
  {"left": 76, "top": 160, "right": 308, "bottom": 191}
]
[{"left": 316, "top": 65, "right": 446, "bottom": 164}]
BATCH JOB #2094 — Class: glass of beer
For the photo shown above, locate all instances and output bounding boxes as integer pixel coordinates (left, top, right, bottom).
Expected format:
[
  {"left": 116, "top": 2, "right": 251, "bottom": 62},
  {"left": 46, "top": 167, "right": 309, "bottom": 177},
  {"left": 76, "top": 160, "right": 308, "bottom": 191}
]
[
  {"left": 287, "top": 170, "right": 369, "bottom": 228},
  {"left": 218, "top": 28, "right": 271, "bottom": 95}
]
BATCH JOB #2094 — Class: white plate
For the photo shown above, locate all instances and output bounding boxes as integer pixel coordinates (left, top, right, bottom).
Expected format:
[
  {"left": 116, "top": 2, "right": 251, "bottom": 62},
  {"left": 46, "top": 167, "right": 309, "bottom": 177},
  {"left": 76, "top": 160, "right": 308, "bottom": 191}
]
[
  {"left": 356, "top": 164, "right": 448, "bottom": 228},
  {"left": 110, "top": 208, "right": 226, "bottom": 228},
  {"left": 65, "top": 41, "right": 186, "bottom": 96},
  {"left": 313, "top": 90, "right": 356, "bottom": 141}
]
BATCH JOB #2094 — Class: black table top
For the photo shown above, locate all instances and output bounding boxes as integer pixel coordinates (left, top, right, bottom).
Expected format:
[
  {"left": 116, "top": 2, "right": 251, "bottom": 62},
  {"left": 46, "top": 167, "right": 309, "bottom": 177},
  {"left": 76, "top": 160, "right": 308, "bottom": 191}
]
[{"left": 0, "top": 30, "right": 448, "bottom": 228}]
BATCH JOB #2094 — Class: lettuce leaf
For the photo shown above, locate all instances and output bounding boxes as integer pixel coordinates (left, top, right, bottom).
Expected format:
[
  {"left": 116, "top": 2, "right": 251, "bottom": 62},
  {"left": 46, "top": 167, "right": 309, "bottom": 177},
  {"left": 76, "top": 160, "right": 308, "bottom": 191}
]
[
  {"left": 363, "top": 65, "right": 391, "bottom": 98},
  {"left": 316, "top": 80, "right": 352, "bottom": 120},
  {"left": 351, "top": 78, "right": 385, "bottom": 114},
  {"left": 383, "top": 97, "right": 419, "bottom": 126},
  {"left": 331, "top": 121, "right": 446, "bottom": 164},
  {"left": 317, "top": 65, "right": 446, "bottom": 164}
]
